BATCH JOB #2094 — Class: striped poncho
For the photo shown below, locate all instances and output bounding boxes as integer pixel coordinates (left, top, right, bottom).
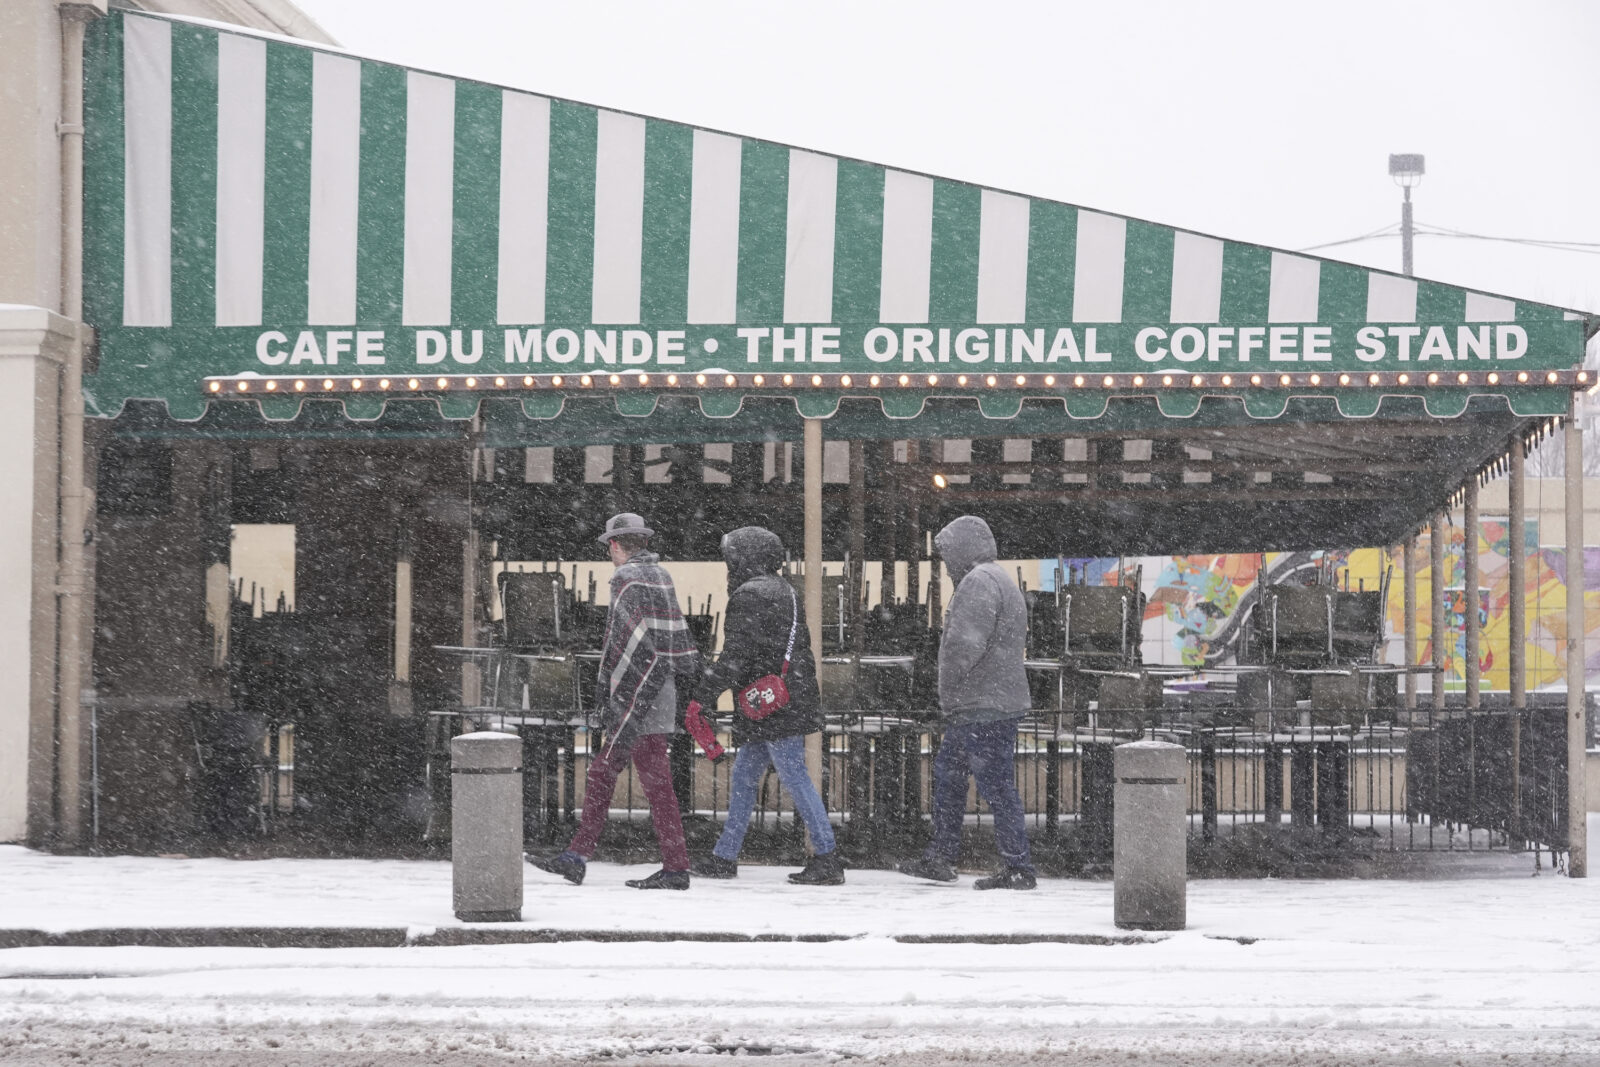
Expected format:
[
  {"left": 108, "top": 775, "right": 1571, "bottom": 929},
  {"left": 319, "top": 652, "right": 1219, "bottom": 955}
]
[{"left": 596, "top": 551, "right": 702, "bottom": 750}]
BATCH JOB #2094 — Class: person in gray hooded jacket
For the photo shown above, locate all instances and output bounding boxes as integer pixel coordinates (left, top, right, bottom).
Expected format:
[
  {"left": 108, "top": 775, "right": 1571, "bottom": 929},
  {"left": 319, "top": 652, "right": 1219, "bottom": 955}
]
[{"left": 899, "top": 515, "right": 1037, "bottom": 890}]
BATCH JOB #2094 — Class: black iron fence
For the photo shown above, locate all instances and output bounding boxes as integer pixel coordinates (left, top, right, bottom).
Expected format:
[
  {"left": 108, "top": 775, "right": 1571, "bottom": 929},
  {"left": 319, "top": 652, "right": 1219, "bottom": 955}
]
[{"left": 456, "top": 692, "right": 1588, "bottom": 872}]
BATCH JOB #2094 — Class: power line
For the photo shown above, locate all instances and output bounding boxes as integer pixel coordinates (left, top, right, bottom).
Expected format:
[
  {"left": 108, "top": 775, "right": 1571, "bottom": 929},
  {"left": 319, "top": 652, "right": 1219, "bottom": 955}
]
[
  {"left": 1417, "top": 222, "right": 1600, "bottom": 249},
  {"left": 1297, "top": 222, "right": 1399, "bottom": 253},
  {"left": 1298, "top": 222, "right": 1600, "bottom": 256}
]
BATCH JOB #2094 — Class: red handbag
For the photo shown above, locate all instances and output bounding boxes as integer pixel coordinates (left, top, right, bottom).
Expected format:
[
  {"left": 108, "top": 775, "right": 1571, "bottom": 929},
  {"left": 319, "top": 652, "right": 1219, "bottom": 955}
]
[{"left": 736, "top": 585, "right": 798, "bottom": 721}]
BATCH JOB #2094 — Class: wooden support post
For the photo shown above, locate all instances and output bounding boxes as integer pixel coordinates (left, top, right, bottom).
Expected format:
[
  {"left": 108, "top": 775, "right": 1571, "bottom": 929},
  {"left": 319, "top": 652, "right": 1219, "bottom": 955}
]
[
  {"left": 1564, "top": 404, "right": 1587, "bottom": 877},
  {"left": 1509, "top": 436, "right": 1526, "bottom": 844},
  {"left": 1431, "top": 511, "right": 1447, "bottom": 717},
  {"left": 1404, "top": 535, "right": 1418, "bottom": 711},
  {"left": 804, "top": 419, "right": 825, "bottom": 801}
]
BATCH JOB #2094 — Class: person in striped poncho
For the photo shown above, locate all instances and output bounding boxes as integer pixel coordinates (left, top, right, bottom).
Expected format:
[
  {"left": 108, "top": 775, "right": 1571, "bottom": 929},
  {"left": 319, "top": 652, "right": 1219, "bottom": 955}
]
[{"left": 530, "top": 513, "right": 702, "bottom": 890}]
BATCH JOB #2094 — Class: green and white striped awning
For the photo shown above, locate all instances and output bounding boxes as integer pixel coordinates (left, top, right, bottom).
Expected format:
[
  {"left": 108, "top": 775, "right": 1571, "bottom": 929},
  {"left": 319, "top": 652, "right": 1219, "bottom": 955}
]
[{"left": 82, "top": 10, "right": 1592, "bottom": 426}]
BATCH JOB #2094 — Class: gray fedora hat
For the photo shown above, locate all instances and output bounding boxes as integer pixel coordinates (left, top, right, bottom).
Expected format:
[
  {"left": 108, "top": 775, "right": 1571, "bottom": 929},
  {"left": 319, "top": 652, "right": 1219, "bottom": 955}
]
[{"left": 597, "top": 512, "right": 654, "bottom": 544}]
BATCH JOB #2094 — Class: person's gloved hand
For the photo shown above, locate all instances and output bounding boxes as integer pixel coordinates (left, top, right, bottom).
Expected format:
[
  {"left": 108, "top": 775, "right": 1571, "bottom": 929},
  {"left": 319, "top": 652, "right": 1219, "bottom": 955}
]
[{"left": 684, "top": 700, "right": 724, "bottom": 761}]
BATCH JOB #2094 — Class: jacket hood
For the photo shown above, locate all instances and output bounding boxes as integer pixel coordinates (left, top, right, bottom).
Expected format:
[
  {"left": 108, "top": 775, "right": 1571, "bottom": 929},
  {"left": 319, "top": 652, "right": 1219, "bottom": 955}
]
[
  {"left": 721, "top": 526, "right": 785, "bottom": 592},
  {"left": 935, "top": 515, "right": 998, "bottom": 586}
]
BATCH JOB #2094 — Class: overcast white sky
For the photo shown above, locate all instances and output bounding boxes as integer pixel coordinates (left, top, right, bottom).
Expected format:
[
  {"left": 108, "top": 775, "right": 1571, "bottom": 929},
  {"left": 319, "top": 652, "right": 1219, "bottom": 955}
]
[{"left": 292, "top": 0, "right": 1600, "bottom": 315}]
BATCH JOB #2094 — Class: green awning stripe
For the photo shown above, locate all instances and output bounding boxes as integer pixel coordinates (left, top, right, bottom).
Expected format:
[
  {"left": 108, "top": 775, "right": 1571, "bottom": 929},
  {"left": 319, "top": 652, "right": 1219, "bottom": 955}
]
[
  {"left": 1122, "top": 219, "right": 1175, "bottom": 324},
  {"left": 1317, "top": 261, "right": 1367, "bottom": 325},
  {"left": 168, "top": 25, "right": 216, "bottom": 326},
  {"left": 640, "top": 122, "right": 692, "bottom": 324},
  {"left": 1025, "top": 200, "right": 1076, "bottom": 324},
  {"left": 929, "top": 181, "right": 980, "bottom": 323},
  {"left": 261, "top": 42, "right": 312, "bottom": 323},
  {"left": 831, "top": 160, "right": 884, "bottom": 326},
  {"left": 450, "top": 81, "right": 502, "bottom": 326},
  {"left": 1416, "top": 276, "right": 1465, "bottom": 324},
  {"left": 544, "top": 101, "right": 597, "bottom": 324},
  {"left": 355, "top": 63, "right": 406, "bottom": 322},
  {"left": 1219, "top": 242, "right": 1271, "bottom": 323},
  {"left": 81, "top": 13, "right": 123, "bottom": 339},
  {"left": 736, "top": 141, "right": 788, "bottom": 323}
]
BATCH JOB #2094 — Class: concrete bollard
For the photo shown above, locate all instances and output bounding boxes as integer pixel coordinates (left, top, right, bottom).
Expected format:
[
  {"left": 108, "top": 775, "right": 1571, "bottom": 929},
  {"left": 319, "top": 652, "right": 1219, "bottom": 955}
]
[
  {"left": 451, "top": 731, "right": 524, "bottom": 922},
  {"left": 1113, "top": 739, "right": 1187, "bottom": 931}
]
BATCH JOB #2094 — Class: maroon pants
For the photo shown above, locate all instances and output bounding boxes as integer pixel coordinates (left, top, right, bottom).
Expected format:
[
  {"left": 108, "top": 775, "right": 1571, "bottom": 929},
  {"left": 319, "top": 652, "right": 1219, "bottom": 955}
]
[{"left": 568, "top": 732, "right": 688, "bottom": 871}]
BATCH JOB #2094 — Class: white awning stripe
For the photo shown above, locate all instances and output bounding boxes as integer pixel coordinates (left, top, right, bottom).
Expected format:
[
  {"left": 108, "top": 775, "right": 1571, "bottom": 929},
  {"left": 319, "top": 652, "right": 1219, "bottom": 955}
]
[
  {"left": 591, "top": 110, "right": 646, "bottom": 324},
  {"left": 1073, "top": 211, "right": 1125, "bottom": 323},
  {"left": 686, "top": 130, "right": 741, "bottom": 324},
  {"left": 1268, "top": 252, "right": 1320, "bottom": 323},
  {"left": 214, "top": 33, "right": 265, "bottom": 327},
  {"left": 879, "top": 170, "right": 933, "bottom": 323},
  {"left": 976, "top": 190, "right": 1029, "bottom": 324},
  {"left": 1169, "top": 232, "right": 1224, "bottom": 324},
  {"left": 1366, "top": 273, "right": 1418, "bottom": 323},
  {"left": 496, "top": 91, "right": 550, "bottom": 325},
  {"left": 784, "top": 149, "right": 839, "bottom": 323},
  {"left": 123, "top": 16, "right": 171, "bottom": 328},
  {"left": 401, "top": 72, "right": 455, "bottom": 326},
  {"left": 1465, "top": 292, "right": 1516, "bottom": 322},
  {"left": 306, "top": 51, "right": 361, "bottom": 325}
]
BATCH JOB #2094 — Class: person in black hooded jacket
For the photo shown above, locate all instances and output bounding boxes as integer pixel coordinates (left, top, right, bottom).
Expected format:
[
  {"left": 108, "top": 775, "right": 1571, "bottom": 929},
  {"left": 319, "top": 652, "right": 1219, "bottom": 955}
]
[{"left": 686, "top": 526, "right": 844, "bottom": 885}]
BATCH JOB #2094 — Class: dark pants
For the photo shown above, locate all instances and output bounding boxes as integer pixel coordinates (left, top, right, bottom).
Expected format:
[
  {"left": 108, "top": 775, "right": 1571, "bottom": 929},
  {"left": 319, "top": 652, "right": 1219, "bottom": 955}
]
[
  {"left": 568, "top": 732, "right": 688, "bottom": 871},
  {"left": 929, "top": 717, "right": 1034, "bottom": 872}
]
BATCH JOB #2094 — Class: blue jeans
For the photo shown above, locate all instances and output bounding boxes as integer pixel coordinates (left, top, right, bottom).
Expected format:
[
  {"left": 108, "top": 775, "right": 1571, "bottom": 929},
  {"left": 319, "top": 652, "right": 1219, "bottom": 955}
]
[
  {"left": 929, "top": 717, "right": 1034, "bottom": 872},
  {"left": 713, "top": 735, "right": 837, "bottom": 860}
]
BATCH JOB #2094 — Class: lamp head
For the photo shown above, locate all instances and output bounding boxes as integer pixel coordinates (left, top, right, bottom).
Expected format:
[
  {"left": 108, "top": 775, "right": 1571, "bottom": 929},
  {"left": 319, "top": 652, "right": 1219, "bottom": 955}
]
[{"left": 1389, "top": 153, "right": 1425, "bottom": 189}]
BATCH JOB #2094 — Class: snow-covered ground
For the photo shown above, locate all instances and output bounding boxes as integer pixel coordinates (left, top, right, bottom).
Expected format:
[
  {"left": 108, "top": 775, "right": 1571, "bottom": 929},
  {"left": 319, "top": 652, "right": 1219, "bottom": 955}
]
[{"left": 2, "top": 818, "right": 1598, "bottom": 1065}]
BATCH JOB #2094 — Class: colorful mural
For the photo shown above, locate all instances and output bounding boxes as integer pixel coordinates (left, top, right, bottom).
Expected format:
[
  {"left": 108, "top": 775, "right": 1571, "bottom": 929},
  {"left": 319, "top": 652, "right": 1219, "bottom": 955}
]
[{"left": 1040, "top": 526, "right": 1600, "bottom": 687}]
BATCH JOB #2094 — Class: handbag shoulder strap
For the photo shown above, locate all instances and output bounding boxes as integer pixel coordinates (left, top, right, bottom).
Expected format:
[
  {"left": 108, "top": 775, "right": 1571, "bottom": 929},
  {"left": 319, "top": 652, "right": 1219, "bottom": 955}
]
[{"left": 781, "top": 584, "right": 798, "bottom": 678}]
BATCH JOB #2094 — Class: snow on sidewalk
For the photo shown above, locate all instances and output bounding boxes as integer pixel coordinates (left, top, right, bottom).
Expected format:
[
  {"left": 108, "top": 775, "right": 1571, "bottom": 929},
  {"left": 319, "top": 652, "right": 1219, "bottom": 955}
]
[
  {"left": 2, "top": 823, "right": 1599, "bottom": 1061},
  {"left": 2, "top": 826, "right": 1598, "bottom": 949}
]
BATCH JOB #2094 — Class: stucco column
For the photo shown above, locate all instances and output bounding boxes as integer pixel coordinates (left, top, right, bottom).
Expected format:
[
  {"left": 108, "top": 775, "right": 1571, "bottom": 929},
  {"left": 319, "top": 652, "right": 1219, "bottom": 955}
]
[{"left": 0, "top": 306, "right": 77, "bottom": 844}]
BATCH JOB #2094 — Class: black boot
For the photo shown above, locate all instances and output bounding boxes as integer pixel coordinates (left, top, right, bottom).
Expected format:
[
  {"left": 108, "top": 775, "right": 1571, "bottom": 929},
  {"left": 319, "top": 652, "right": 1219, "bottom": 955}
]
[
  {"left": 788, "top": 851, "right": 845, "bottom": 886},
  {"left": 626, "top": 868, "right": 691, "bottom": 890},
  {"left": 973, "top": 866, "right": 1037, "bottom": 891},
  {"left": 527, "top": 850, "right": 586, "bottom": 885},
  {"left": 691, "top": 854, "right": 738, "bottom": 879},
  {"left": 897, "top": 855, "right": 958, "bottom": 883}
]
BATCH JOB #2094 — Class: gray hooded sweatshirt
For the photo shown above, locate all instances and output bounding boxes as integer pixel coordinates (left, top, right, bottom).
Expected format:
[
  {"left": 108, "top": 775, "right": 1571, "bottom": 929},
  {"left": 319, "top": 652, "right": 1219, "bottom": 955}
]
[{"left": 934, "top": 515, "right": 1030, "bottom": 724}]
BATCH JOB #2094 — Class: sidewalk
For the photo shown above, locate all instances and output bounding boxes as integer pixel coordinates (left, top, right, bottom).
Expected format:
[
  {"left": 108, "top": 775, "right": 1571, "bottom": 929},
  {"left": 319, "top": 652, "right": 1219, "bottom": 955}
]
[
  {"left": 2, "top": 822, "right": 1598, "bottom": 1064},
  {"left": 1, "top": 819, "right": 1596, "bottom": 947}
]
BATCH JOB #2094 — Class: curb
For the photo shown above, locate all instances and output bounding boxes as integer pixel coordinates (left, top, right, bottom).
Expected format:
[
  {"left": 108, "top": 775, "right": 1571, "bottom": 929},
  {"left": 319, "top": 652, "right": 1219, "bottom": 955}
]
[{"left": 0, "top": 927, "right": 1161, "bottom": 950}]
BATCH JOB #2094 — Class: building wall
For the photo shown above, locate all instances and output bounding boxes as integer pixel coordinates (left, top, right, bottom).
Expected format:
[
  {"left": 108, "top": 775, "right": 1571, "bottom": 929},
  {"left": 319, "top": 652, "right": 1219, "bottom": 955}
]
[
  {"left": 0, "top": 0, "right": 331, "bottom": 845},
  {"left": 0, "top": 0, "right": 66, "bottom": 313}
]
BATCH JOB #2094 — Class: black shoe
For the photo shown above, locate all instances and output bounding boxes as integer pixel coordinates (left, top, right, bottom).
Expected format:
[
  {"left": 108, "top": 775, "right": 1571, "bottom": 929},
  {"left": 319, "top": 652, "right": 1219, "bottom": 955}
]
[
  {"left": 974, "top": 866, "right": 1037, "bottom": 891},
  {"left": 690, "top": 854, "right": 738, "bottom": 879},
  {"left": 897, "top": 855, "right": 958, "bottom": 883},
  {"left": 528, "top": 850, "right": 586, "bottom": 886},
  {"left": 788, "top": 851, "right": 846, "bottom": 886},
  {"left": 626, "top": 868, "right": 691, "bottom": 890}
]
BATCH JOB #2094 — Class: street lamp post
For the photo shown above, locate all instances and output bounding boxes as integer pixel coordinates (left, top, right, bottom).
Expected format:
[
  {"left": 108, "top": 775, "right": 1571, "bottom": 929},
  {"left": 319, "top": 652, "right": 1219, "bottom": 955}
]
[{"left": 1388, "top": 154, "right": 1425, "bottom": 277}]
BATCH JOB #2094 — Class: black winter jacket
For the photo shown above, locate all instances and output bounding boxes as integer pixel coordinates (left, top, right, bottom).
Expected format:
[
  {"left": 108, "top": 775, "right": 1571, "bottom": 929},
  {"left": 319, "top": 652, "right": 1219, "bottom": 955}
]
[{"left": 693, "top": 528, "right": 823, "bottom": 745}]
